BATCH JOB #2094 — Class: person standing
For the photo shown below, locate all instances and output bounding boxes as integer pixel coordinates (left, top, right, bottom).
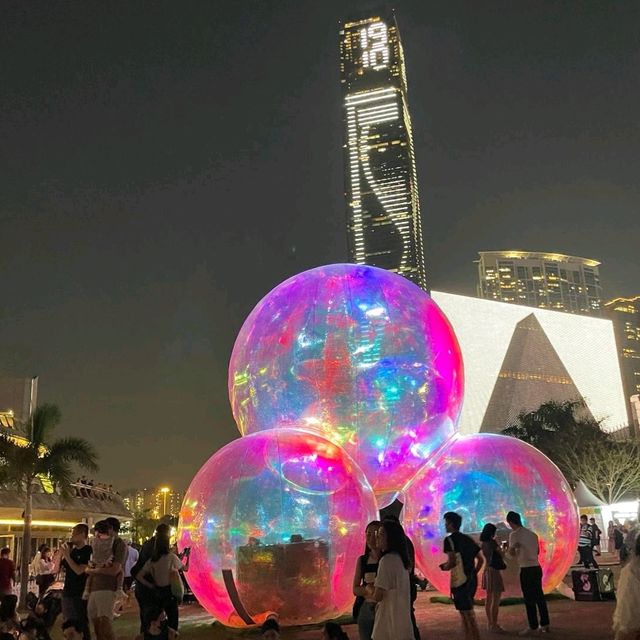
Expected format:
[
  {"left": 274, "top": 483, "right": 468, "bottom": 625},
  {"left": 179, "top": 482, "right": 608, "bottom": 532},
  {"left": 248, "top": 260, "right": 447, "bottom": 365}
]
[
  {"left": 58, "top": 524, "right": 92, "bottom": 640},
  {"left": 123, "top": 543, "right": 139, "bottom": 595},
  {"left": 608, "top": 521, "right": 616, "bottom": 555},
  {"left": 131, "top": 523, "right": 171, "bottom": 632},
  {"left": 0, "top": 548, "right": 16, "bottom": 600},
  {"left": 589, "top": 518, "right": 602, "bottom": 556},
  {"left": 506, "top": 510, "right": 550, "bottom": 635},
  {"left": 578, "top": 515, "right": 598, "bottom": 569},
  {"left": 134, "top": 533, "right": 185, "bottom": 632},
  {"left": 35, "top": 547, "right": 56, "bottom": 597},
  {"left": 479, "top": 524, "right": 505, "bottom": 633},
  {"left": 439, "top": 512, "right": 482, "bottom": 640},
  {"left": 352, "top": 521, "right": 380, "bottom": 640},
  {"left": 613, "top": 536, "right": 640, "bottom": 640},
  {"left": 367, "top": 520, "right": 414, "bottom": 640},
  {"left": 85, "top": 521, "right": 127, "bottom": 640}
]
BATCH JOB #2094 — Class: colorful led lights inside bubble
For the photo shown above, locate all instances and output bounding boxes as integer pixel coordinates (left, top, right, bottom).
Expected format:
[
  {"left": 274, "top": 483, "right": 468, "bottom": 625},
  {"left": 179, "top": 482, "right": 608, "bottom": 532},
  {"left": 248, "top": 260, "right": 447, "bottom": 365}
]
[
  {"left": 402, "top": 433, "right": 579, "bottom": 598},
  {"left": 228, "top": 263, "right": 464, "bottom": 496},
  {"left": 177, "top": 429, "right": 378, "bottom": 627}
]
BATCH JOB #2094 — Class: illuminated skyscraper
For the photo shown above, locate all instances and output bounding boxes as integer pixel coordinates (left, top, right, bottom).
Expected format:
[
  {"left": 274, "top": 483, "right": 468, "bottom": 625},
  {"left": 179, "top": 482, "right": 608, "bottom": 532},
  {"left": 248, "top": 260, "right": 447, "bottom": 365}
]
[
  {"left": 604, "top": 295, "right": 640, "bottom": 436},
  {"left": 477, "top": 251, "right": 602, "bottom": 315},
  {"left": 339, "top": 10, "right": 427, "bottom": 290}
]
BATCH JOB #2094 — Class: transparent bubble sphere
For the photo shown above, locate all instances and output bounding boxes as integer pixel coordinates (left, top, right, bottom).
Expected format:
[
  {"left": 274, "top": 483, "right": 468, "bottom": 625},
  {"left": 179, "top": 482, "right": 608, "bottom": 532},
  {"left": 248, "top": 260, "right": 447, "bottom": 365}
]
[
  {"left": 228, "top": 263, "right": 464, "bottom": 496},
  {"left": 177, "top": 428, "right": 378, "bottom": 627},
  {"left": 403, "top": 433, "right": 579, "bottom": 598}
]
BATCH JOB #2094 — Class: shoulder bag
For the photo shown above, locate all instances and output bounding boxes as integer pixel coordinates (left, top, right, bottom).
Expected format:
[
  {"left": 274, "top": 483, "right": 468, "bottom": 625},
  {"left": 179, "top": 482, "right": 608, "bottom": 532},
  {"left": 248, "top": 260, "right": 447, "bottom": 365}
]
[{"left": 447, "top": 536, "right": 467, "bottom": 589}]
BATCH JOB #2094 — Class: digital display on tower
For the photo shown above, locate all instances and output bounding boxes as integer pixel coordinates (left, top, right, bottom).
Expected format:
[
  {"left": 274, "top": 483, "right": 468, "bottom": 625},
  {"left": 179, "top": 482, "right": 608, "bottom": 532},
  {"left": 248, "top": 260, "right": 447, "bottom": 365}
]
[{"left": 359, "top": 22, "right": 389, "bottom": 70}]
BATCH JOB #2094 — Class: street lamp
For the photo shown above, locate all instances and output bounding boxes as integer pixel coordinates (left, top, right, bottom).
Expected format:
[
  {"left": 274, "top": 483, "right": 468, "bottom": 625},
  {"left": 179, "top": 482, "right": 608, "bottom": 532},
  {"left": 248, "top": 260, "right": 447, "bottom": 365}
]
[{"left": 160, "top": 487, "right": 170, "bottom": 516}]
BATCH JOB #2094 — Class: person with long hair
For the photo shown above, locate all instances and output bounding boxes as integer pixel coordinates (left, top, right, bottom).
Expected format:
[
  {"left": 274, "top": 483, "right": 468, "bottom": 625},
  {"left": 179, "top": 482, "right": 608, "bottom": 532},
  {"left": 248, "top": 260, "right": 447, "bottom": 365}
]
[
  {"left": 366, "top": 520, "right": 414, "bottom": 640},
  {"left": 135, "top": 533, "right": 186, "bottom": 632},
  {"left": 35, "top": 548, "right": 55, "bottom": 598},
  {"left": 352, "top": 521, "right": 380, "bottom": 640},
  {"left": 479, "top": 524, "right": 505, "bottom": 633}
]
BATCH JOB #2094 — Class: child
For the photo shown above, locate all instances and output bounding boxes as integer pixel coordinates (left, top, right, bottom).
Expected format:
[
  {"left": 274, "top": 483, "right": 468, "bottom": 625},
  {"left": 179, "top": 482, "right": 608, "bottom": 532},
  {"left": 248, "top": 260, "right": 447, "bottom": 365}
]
[{"left": 82, "top": 521, "right": 113, "bottom": 600}]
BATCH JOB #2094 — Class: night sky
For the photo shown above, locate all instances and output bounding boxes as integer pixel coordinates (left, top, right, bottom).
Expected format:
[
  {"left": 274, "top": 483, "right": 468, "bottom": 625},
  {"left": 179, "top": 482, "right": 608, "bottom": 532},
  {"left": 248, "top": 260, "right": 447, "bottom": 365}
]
[{"left": 2, "top": 1, "right": 639, "bottom": 490}]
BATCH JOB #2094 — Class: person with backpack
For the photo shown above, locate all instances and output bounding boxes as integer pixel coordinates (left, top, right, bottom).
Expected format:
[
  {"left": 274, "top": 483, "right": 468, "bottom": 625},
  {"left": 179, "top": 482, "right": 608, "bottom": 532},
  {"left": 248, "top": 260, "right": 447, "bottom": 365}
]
[
  {"left": 351, "top": 521, "right": 380, "bottom": 640},
  {"left": 440, "top": 512, "right": 482, "bottom": 640}
]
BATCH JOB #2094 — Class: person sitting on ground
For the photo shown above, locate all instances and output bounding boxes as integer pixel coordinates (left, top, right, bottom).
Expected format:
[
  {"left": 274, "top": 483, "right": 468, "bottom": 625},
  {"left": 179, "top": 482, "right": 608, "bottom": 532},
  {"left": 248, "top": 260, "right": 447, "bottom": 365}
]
[
  {"left": 0, "top": 595, "right": 21, "bottom": 636},
  {"left": 323, "top": 621, "right": 349, "bottom": 639},
  {"left": 61, "top": 620, "right": 84, "bottom": 640},
  {"left": 613, "top": 536, "right": 640, "bottom": 640},
  {"left": 261, "top": 615, "right": 280, "bottom": 640},
  {"left": 83, "top": 521, "right": 113, "bottom": 600},
  {"left": 19, "top": 617, "right": 50, "bottom": 640}
]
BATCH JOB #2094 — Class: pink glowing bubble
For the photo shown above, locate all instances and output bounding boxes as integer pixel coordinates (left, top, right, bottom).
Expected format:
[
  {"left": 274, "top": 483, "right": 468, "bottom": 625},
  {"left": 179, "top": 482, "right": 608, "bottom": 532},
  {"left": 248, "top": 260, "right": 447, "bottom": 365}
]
[
  {"left": 403, "top": 433, "right": 579, "bottom": 598},
  {"left": 228, "top": 264, "right": 464, "bottom": 496},
  {"left": 177, "top": 428, "right": 378, "bottom": 627}
]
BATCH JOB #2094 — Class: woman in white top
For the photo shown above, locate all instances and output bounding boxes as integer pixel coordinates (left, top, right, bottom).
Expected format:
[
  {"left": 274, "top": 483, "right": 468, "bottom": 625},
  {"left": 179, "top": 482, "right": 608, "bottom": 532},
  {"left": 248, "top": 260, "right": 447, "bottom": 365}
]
[
  {"left": 35, "top": 547, "right": 56, "bottom": 597},
  {"left": 367, "top": 520, "right": 415, "bottom": 640},
  {"left": 613, "top": 536, "right": 640, "bottom": 640},
  {"left": 135, "top": 535, "right": 185, "bottom": 632}
]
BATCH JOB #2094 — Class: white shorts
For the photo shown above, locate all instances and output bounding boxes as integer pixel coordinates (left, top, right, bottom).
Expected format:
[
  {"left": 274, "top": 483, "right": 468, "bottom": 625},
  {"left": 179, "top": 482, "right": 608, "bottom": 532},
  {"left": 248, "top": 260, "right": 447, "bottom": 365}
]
[{"left": 88, "top": 590, "right": 116, "bottom": 620}]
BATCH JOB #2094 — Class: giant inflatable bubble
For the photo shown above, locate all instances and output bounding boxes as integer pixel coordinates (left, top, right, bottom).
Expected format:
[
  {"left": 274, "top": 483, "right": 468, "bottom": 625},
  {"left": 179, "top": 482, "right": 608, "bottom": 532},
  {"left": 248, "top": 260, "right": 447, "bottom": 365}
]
[
  {"left": 402, "top": 433, "right": 579, "bottom": 598},
  {"left": 228, "top": 264, "right": 463, "bottom": 496},
  {"left": 177, "top": 428, "right": 378, "bottom": 627}
]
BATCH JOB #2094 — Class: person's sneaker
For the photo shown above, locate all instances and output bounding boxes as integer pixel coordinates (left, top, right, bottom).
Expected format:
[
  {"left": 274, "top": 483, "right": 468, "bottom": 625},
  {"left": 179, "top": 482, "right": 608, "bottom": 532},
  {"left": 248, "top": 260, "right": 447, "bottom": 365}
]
[{"left": 540, "top": 626, "right": 551, "bottom": 633}]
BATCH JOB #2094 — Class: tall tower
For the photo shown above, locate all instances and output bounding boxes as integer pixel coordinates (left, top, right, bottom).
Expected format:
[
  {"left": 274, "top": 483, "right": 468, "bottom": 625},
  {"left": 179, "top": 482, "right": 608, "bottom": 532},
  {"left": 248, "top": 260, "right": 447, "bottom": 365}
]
[{"left": 339, "top": 10, "right": 427, "bottom": 290}]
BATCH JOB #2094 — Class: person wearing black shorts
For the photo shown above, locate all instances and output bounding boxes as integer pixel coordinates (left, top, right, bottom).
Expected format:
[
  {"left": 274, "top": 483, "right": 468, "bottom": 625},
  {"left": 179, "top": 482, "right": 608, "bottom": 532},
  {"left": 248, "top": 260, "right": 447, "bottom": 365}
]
[{"left": 439, "top": 512, "right": 483, "bottom": 640}]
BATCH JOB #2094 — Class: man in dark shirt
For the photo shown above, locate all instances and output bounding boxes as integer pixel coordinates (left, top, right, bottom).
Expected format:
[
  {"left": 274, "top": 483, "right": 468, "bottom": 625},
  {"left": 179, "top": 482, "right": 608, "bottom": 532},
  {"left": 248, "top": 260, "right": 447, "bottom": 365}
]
[
  {"left": 0, "top": 547, "right": 15, "bottom": 598},
  {"left": 439, "top": 511, "right": 483, "bottom": 640},
  {"left": 59, "top": 524, "right": 92, "bottom": 640}
]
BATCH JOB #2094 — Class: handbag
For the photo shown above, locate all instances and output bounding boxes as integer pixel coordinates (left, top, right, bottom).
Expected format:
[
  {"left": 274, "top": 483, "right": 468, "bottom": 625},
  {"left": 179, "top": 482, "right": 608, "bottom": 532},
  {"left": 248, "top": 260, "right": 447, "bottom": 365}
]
[
  {"left": 352, "top": 555, "right": 367, "bottom": 621},
  {"left": 170, "top": 569, "right": 184, "bottom": 603},
  {"left": 489, "top": 543, "right": 507, "bottom": 571},
  {"left": 447, "top": 536, "right": 467, "bottom": 589}
]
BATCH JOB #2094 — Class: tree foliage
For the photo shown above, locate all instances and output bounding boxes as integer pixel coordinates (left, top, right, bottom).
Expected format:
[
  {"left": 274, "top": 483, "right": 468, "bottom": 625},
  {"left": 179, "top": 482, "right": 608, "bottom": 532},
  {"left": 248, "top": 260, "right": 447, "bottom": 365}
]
[
  {"left": 0, "top": 404, "right": 98, "bottom": 607},
  {"left": 503, "top": 399, "right": 640, "bottom": 503}
]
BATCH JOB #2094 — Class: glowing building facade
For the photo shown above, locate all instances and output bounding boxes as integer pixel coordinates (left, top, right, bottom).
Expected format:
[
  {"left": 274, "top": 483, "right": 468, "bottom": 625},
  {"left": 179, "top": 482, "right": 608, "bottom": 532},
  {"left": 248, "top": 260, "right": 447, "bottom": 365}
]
[
  {"left": 604, "top": 295, "right": 640, "bottom": 436},
  {"left": 476, "top": 251, "right": 602, "bottom": 316},
  {"left": 339, "top": 11, "right": 426, "bottom": 290},
  {"left": 432, "top": 291, "right": 629, "bottom": 436}
]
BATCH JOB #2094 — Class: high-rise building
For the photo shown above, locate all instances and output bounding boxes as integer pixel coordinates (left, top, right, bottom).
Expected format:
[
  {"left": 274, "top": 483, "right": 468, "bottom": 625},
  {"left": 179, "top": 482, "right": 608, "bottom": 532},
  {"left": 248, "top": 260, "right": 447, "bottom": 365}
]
[
  {"left": 0, "top": 376, "right": 38, "bottom": 435},
  {"left": 476, "top": 251, "right": 602, "bottom": 315},
  {"left": 604, "top": 295, "right": 640, "bottom": 436},
  {"left": 339, "top": 10, "right": 426, "bottom": 290},
  {"left": 123, "top": 486, "right": 183, "bottom": 518}
]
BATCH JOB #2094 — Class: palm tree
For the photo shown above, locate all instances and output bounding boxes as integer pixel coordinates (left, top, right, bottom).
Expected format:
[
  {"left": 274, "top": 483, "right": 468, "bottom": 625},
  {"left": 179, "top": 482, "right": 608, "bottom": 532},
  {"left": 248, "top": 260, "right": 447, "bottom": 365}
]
[{"left": 0, "top": 404, "right": 98, "bottom": 608}]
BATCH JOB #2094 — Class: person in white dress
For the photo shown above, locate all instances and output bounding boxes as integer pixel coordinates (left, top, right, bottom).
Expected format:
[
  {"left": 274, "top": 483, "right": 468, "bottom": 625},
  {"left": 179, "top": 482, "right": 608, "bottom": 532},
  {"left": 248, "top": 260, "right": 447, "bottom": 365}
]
[{"left": 367, "top": 519, "right": 415, "bottom": 640}]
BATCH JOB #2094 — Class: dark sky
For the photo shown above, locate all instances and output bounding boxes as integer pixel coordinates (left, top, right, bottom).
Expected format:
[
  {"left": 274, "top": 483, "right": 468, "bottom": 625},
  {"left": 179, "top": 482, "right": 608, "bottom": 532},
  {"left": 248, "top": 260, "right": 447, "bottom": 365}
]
[{"left": 1, "top": 1, "right": 639, "bottom": 491}]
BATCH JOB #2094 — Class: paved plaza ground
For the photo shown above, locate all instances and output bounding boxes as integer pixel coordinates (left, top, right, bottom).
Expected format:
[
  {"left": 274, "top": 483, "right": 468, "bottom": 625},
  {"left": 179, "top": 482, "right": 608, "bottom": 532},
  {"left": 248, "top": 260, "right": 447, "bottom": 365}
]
[{"left": 48, "top": 555, "right": 621, "bottom": 640}]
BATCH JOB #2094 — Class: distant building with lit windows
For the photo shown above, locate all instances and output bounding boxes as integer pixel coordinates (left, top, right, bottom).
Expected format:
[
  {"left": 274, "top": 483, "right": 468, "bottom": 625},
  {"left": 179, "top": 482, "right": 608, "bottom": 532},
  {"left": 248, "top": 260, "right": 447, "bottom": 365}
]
[
  {"left": 339, "top": 10, "right": 427, "bottom": 290},
  {"left": 123, "top": 486, "right": 183, "bottom": 519},
  {"left": 604, "top": 295, "right": 640, "bottom": 437},
  {"left": 476, "top": 251, "right": 602, "bottom": 316}
]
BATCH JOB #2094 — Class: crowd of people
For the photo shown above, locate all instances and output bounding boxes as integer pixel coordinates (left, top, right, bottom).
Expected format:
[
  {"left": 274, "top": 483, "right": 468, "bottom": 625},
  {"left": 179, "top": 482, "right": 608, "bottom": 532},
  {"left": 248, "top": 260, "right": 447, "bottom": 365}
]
[
  {"left": 73, "top": 479, "right": 120, "bottom": 502},
  {"left": 0, "top": 519, "right": 188, "bottom": 640}
]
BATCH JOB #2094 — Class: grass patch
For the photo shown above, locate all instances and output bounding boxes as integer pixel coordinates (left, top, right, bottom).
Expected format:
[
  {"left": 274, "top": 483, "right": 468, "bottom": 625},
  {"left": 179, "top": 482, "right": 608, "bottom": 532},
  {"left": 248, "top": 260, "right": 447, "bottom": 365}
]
[{"left": 430, "top": 592, "right": 570, "bottom": 607}]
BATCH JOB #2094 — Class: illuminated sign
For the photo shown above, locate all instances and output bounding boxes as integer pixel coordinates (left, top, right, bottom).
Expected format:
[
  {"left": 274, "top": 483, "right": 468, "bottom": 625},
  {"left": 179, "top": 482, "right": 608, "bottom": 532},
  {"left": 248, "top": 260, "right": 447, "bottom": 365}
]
[{"left": 359, "top": 22, "right": 389, "bottom": 70}]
